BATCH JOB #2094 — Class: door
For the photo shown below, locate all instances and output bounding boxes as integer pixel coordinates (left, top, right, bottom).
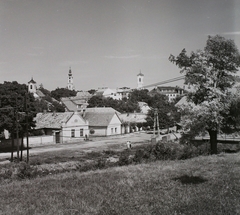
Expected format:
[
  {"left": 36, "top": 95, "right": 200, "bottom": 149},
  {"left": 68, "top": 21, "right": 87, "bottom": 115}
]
[{"left": 55, "top": 132, "right": 60, "bottom": 143}]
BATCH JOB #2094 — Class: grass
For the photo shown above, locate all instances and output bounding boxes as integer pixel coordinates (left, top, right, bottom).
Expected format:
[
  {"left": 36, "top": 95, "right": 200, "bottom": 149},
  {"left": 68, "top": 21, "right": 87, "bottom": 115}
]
[{"left": 0, "top": 152, "right": 240, "bottom": 215}]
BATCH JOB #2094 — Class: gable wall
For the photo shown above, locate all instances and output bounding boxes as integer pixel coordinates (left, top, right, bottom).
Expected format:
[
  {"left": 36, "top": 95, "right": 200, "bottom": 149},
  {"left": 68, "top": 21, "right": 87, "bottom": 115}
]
[{"left": 62, "top": 113, "right": 89, "bottom": 142}]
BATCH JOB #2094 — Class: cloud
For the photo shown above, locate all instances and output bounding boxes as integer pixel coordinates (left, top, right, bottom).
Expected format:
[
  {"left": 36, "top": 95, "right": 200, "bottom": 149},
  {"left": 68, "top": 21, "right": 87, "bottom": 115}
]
[{"left": 104, "top": 55, "right": 140, "bottom": 59}]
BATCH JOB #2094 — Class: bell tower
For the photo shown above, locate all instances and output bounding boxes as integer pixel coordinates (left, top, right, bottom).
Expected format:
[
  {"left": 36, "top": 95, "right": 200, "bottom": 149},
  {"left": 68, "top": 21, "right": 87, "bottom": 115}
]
[
  {"left": 67, "top": 67, "right": 74, "bottom": 90},
  {"left": 137, "top": 71, "right": 144, "bottom": 89},
  {"left": 28, "top": 77, "right": 37, "bottom": 94}
]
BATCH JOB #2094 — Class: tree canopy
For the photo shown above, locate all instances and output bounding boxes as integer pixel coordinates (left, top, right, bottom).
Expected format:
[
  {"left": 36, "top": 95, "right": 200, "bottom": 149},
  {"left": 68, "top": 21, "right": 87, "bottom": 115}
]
[
  {"left": 50, "top": 88, "right": 77, "bottom": 101},
  {"left": 0, "top": 81, "right": 37, "bottom": 138},
  {"left": 169, "top": 35, "right": 240, "bottom": 154},
  {"left": 87, "top": 95, "right": 140, "bottom": 113}
]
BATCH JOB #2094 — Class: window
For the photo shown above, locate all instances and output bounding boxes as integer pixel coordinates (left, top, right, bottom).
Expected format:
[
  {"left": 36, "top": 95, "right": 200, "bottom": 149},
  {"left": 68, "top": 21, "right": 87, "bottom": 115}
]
[
  {"left": 111, "top": 128, "right": 113, "bottom": 134},
  {"left": 30, "top": 85, "right": 32, "bottom": 89},
  {"left": 115, "top": 128, "right": 117, "bottom": 133},
  {"left": 71, "top": 129, "right": 75, "bottom": 137},
  {"left": 139, "top": 78, "right": 141, "bottom": 82},
  {"left": 80, "top": 129, "right": 84, "bottom": 137}
]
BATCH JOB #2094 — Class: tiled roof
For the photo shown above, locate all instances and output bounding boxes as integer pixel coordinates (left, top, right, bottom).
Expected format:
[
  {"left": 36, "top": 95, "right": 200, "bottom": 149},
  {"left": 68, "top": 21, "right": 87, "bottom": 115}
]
[
  {"left": 34, "top": 112, "right": 74, "bottom": 129},
  {"left": 119, "top": 113, "right": 147, "bottom": 124},
  {"left": 83, "top": 107, "right": 121, "bottom": 127},
  {"left": 76, "top": 91, "right": 92, "bottom": 99},
  {"left": 86, "top": 107, "right": 121, "bottom": 115},
  {"left": 61, "top": 97, "right": 88, "bottom": 111},
  {"left": 84, "top": 112, "right": 115, "bottom": 127},
  {"left": 28, "top": 78, "right": 36, "bottom": 84},
  {"left": 36, "top": 90, "right": 45, "bottom": 98}
]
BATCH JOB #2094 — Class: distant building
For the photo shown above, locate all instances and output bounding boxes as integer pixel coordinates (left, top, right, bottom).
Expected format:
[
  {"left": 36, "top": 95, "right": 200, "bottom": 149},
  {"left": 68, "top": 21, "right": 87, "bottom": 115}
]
[
  {"left": 67, "top": 67, "right": 74, "bottom": 90},
  {"left": 95, "top": 87, "right": 122, "bottom": 100},
  {"left": 149, "top": 86, "right": 184, "bottom": 102},
  {"left": 60, "top": 91, "right": 92, "bottom": 112},
  {"left": 137, "top": 71, "right": 144, "bottom": 89},
  {"left": 116, "top": 87, "right": 131, "bottom": 99}
]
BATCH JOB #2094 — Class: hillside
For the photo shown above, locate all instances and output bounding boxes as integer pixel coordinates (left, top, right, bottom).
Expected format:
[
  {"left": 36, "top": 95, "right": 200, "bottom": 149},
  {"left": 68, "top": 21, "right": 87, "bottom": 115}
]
[{"left": 1, "top": 153, "right": 240, "bottom": 215}]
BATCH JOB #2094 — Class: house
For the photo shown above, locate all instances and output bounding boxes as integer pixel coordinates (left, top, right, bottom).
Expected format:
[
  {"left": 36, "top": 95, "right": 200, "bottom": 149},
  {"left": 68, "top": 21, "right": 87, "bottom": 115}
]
[
  {"left": 34, "top": 111, "right": 89, "bottom": 143},
  {"left": 149, "top": 86, "right": 184, "bottom": 102},
  {"left": 116, "top": 87, "right": 131, "bottom": 99},
  {"left": 119, "top": 113, "right": 147, "bottom": 133},
  {"left": 83, "top": 107, "right": 122, "bottom": 136},
  {"left": 95, "top": 87, "right": 122, "bottom": 100},
  {"left": 60, "top": 91, "right": 91, "bottom": 112}
]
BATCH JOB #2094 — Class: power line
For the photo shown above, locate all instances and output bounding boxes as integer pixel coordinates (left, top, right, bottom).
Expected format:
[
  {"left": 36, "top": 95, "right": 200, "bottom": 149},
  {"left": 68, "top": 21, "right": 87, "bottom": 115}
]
[{"left": 143, "top": 75, "right": 185, "bottom": 88}]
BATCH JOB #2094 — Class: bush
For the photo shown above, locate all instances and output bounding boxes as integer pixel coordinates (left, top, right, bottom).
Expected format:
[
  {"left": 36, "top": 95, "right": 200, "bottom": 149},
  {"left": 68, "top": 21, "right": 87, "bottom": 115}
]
[
  {"left": 153, "top": 141, "right": 181, "bottom": 160},
  {"left": 118, "top": 150, "right": 133, "bottom": 166}
]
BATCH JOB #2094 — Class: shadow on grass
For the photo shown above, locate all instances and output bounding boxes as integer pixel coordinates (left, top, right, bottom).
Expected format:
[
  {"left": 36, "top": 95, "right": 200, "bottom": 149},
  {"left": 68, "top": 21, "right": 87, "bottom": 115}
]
[{"left": 173, "top": 174, "right": 207, "bottom": 185}]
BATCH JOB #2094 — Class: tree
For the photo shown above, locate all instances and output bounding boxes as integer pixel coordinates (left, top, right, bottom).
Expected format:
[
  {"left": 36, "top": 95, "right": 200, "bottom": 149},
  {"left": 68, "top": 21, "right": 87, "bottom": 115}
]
[
  {"left": 88, "top": 89, "right": 97, "bottom": 95},
  {"left": 145, "top": 94, "right": 179, "bottom": 129},
  {"left": 50, "top": 88, "right": 77, "bottom": 101},
  {"left": 0, "top": 81, "right": 37, "bottom": 137},
  {"left": 87, "top": 95, "right": 140, "bottom": 113},
  {"left": 169, "top": 35, "right": 240, "bottom": 154}
]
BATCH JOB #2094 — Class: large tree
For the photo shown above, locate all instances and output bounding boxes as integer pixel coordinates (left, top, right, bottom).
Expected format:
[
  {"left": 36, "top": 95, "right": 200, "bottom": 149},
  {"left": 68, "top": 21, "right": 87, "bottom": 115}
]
[
  {"left": 169, "top": 35, "right": 240, "bottom": 154},
  {"left": 0, "top": 81, "right": 37, "bottom": 137}
]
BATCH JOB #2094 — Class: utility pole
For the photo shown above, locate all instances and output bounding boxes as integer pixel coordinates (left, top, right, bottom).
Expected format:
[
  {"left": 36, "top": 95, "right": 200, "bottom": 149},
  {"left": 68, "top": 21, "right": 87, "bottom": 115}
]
[
  {"left": 25, "top": 93, "right": 29, "bottom": 163},
  {"left": 153, "top": 108, "right": 160, "bottom": 137},
  {"left": 16, "top": 109, "right": 20, "bottom": 162}
]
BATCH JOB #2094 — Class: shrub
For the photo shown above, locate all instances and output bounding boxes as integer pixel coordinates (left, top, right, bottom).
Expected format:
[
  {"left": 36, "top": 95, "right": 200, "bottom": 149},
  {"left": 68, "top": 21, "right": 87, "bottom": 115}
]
[
  {"left": 153, "top": 141, "right": 181, "bottom": 160},
  {"left": 118, "top": 150, "right": 133, "bottom": 166}
]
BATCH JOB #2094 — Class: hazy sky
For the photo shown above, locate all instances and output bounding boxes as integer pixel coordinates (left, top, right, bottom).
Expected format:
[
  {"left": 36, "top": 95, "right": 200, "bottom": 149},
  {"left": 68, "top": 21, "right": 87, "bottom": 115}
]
[{"left": 1, "top": 0, "right": 240, "bottom": 91}]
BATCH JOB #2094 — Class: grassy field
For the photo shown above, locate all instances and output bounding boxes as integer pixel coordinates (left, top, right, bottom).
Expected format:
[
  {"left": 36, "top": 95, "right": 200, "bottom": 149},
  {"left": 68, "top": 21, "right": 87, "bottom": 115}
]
[{"left": 0, "top": 152, "right": 240, "bottom": 215}]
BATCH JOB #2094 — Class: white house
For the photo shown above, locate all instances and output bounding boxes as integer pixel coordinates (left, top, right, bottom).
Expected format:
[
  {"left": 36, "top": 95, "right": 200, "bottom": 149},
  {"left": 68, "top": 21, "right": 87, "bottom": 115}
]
[
  {"left": 83, "top": 107, "right": 122, "bottom": 136},
  {"left": 34, "top": 112, "right": 89, "bottom": 144},
  {"left": 95, "top": 87, "right": 122, "bottom": 100}
]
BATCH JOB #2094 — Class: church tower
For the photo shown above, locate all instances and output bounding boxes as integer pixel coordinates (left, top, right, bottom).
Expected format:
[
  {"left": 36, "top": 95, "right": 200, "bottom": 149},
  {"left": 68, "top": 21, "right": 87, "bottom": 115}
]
[
  {"left": 137, "top": 71, "right": 144, "bottom": 89},
  {"left": 67, "top": 67, "right": 74, "bottom": 90},
  {"left": 28, "top": 77, "right": 37, "bottom": 94}
]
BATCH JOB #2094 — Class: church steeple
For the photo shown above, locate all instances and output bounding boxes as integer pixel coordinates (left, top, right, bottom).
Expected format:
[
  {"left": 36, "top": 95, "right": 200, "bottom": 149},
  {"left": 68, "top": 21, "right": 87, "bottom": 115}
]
[
  {"left": 67, "top": 67, "right": 74, "bottom": 90},
  {"left": 137, "top": 70, "right": 144, "bottom": 89}
]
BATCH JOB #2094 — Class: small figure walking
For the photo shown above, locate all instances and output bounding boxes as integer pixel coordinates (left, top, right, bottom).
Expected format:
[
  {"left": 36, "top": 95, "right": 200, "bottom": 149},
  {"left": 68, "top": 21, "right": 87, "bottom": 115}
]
[{"left": 126, "top": 141, "right": 132, "bottom": 149}]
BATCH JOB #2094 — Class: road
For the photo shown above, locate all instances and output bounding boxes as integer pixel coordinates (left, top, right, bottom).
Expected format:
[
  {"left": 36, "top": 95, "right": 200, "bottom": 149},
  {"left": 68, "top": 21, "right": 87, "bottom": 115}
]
[{"left": 0, "top": 132, "right": 154, "bottom": 162}]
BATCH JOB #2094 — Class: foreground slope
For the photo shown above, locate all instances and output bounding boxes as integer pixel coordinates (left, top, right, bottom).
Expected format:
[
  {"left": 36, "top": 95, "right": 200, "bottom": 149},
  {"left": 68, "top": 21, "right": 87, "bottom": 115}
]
[{"left": 1, "top": 153, "right": 240, "bottom": 215}]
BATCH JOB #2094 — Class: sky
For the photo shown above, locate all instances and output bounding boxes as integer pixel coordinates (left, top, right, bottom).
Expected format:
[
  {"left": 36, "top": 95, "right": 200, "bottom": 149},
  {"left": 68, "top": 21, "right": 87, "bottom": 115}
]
[{"left": 1, "top": 0, "right": 240, "bottom": 91}]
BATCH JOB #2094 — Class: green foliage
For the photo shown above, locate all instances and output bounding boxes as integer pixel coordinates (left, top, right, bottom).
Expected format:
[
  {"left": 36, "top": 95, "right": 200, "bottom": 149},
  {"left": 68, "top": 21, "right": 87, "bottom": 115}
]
[
  {"left": 50, "top": 88, "right": 77, "bottom": 101},
  {"left": 118, "top": 150, "right": 133, "bottom": 166},
  {"left": 0, "top": 81, "right": 37, "bottom": 136},
  {"left": 88, "top": 89, "right": 97, "bottom": 95},
  {"left": 169, "top": 35, "right": 240, "bottom": 154},
  {"left": 87, "top": 95, "right": 140, "bottom": 113}
]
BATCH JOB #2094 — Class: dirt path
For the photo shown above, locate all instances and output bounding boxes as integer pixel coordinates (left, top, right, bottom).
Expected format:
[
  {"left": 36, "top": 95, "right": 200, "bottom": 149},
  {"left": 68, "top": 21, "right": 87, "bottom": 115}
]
[{"left": 0, "top": 132, "right": 153, "bottom": 162}]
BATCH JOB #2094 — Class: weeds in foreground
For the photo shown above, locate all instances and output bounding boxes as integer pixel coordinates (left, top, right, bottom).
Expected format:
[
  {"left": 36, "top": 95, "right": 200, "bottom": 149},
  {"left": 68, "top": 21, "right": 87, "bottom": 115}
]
[{"left": 1, "top": 141, "right": 239, "bottom": 182}]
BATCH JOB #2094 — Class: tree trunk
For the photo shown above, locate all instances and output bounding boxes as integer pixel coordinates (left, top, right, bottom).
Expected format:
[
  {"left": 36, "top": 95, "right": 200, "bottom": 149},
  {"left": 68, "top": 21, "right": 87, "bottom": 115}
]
[{"left": 208, "top": 130, "right": 218, "bottom": 154}]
